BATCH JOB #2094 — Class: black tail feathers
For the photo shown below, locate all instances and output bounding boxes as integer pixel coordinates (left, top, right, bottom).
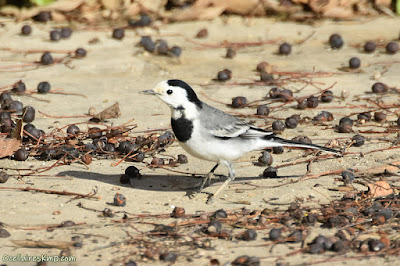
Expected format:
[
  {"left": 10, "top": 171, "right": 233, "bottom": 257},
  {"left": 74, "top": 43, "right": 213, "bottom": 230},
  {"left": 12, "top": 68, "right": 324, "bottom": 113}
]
[{"left": 267, "top": 136, "right": 342, "bottom": 155}]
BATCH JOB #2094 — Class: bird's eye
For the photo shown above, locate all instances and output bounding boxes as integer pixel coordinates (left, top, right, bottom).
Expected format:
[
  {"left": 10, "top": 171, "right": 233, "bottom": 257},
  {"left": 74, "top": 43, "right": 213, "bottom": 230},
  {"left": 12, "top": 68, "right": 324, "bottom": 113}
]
[{"left": 167, "top": 89, "right": 173, "bottom": 95}]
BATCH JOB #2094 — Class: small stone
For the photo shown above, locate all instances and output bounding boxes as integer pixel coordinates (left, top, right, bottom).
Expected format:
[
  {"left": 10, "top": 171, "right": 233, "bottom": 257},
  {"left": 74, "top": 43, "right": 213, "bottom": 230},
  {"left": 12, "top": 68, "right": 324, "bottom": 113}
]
[
  {"left": 287, "top": 230, "right": 303, "bottom": 243},
  {"left": 103, "top": 208, "right": 115, "bottom": 217},
  {"left": 352, "top": 135, "right": 365, "bottom": 147},
  {"left": 217, "top": 69, "right": 232, "bottom": 81},
  {"left": 241, "top": 229, "right": 257, "bottom": 241},
  {"left": 306, "top": 96, "right": 319, "bottom": 108},
  {"left": 329, "top": 34, "right": 344, "bottom": 49},
  {"left": 112, "top": 28, "right": 125, "bottom": 40},
  {"left": 0, "top": 171, "right": 9, "bottom": 183},
  {"left": 342, "top": 170, "right": 355, "bottom": 185},
  {"left": 195, "top": 28, "right": 208, "bottom": 38},
  {"left": 151, "top": 158, "right": 164, "bottom": 165},
  {"left": 50, "top": 30, "right": 61, "bottom": 41},
  {"left": 40, "top": 52, "right": 53, "bottom": 65},
  {"left": 128, "top": 14, "right": 152, "bottom": 27},
  {"left": 212, "top": 209, "right": 227, "bottom": 219},
  {"left": 113, "top": 193, "right": 126, "bottom": 207},
  {"left": 177, "top": 154, "right": 188, "bottom": 164},
  {"left": 256, "top": 105, "right": 270, "bottom": 116},
  {"left": 14, "top": 148, "right": 29, "bottom": 161},
  {"left": 349, "top": 57, "right": 361, "bottom": 69},
  {"left": 225, "top": 47, "right": 236, "bottom": 58},
  {"left": 81, "top": 154, "right": 92, "bottom": 165},
  {"left": 232, "top": 96, "right": 247, "bottom": 108},
  {"left": 372, "top": 82, "right": 388, "bottom": 93},
  {"left": 262, "top": 166, "right": 278, "bottom": 178},
  {"left": 272, "top": 120, "right": 285, "bottom": 132},
  {"left": 21, "top": 25, "right": 32, "bottom": 35},
  {"left": 12, "top": 81, "right": 26, "bottom": 94},
  {"left": 278, "top": 42, "right": 291, "bottom": 55},
  {"left": 159, "top": 252, "right": 177, "bottom": 262},
  {"left": 207, "top": 220, "right": 222, "bottom": 234},
  {"left": 285, "top": 116, "right": 298, "bottom": 129},
  {"left": 273, "top": 146, "right": 284, "bottom": 154},
  {"left": 374, "top": 111, "right": 386, "bottom": 122},
  {"left": 269, "top": 228, "right": 282, "bottom": 241},
  {"left": 320, "top": 90, "right": 333, "bottom": 102},
  {"left": 258, "top": 151, "right": 273, "bottom": 166},
  {"left": 60, "top": 220, "right": 75, "bottom": 227},
  {"left": 37, "top": 81, "right": 51, "bottom": 93},
  {"left": 75, "top": 48, "right": 87, "bottom": 58},
  {"left": 60, "top": 27, "right": 72, "bottom": 39},
  {"left": 125, "top": 166, "right": 141, "bottom": 178},
  {"left": 169, "top": 46, "right": 182, "bottom": 57},
  {"left": 364, "top": 41, "right": 376, "bottom": 53},
  {"left": 386, "top": 42, "right": 399, "bottom": 54},
  {"left": 0, "top": 228, "right": 11, "bottom": 238}
]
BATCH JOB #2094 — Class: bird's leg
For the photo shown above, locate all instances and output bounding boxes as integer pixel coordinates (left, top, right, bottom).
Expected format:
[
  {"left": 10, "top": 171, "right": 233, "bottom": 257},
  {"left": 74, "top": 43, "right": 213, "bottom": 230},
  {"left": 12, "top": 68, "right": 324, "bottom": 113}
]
[
  {"left": 207, "top": 161, "right": 235, "bottom": 204},
  {"left": 198, "top": 163, "right": 219, "bottom": 192}
]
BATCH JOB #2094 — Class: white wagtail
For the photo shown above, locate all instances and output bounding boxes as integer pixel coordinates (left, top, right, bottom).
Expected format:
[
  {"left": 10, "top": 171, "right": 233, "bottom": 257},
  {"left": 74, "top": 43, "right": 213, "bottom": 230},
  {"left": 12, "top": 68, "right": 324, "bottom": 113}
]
[{"left": 141, "top": 79, "right": 340, "bottom": 204}]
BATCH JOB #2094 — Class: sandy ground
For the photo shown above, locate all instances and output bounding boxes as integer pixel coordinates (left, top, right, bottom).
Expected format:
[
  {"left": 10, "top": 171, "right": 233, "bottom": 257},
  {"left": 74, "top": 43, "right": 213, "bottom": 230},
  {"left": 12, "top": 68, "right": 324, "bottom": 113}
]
[{"left": 0, "top": 15, "right": 400, "bottom": 265}]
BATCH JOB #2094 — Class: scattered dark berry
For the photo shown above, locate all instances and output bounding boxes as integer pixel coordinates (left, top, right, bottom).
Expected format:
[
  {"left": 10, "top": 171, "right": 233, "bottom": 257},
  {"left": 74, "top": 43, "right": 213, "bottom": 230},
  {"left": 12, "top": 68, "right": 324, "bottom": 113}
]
[
  {"left": 262, "top": 166, "right": 278, "bottom": 178},
  {"left": 320, "top": 90, "right": 333, "bottom": 102},
  {"left": 256, "top": 61, "right": 271, "bottom": 73},
  {"left": 272, "top": 120, "right": 285, "bottom": 132},
  {"left": 313, "top": 111, "right": 333, "bottom": 122},
  {"left": 81, "top": 154, "right": 92, "bottom": 165},
  {"left": 386, "top": 42, "right": 399, "bottom": 54},
  {"left": 133, "top": 152, "right": 145, "bottom": 162},
  {"left": 75, "top": 48, "right": 87, "bottom": 58},
  {"left": 309, "top": 243, "right": 324, "bottom": 254},
  {"left": 374, "top": 111, "right": 386, "bottom": 122},
  {"left": 8, "top": 100, "right": 23, "bottom": 113},
  {"left": 256, "top": 105, "right": 270, "bottom": 116},
  {"left": 120, "top": 174, "right": 130, "bottom": 184},
  {"left": 125, "top": 166, "right": 140, "bottom": 178},
  {"left": 342, "top": 170, "right": 355, "bottom": 185},
  {"left": 50, "top": 30, "right": 61, "bottom": 41},
  {"left": 279, "top": 42, "right": 291, "bottom": 55},
  {"left": 269, "top": 228, "right": 282, "bottom": 240},
  {"left": 260, "top": 71, "right": 274, "bottom": 82},
  {"left": 0, "top": 171, "right": 9, "bottom": 183},
  {"left": 195, "top": 28, "right": 208, "bottom": 38},
  {"left": 217, "top": 69, "right": 232, "bottom": 81},
  {"left": 358, "top": 112, "right": 371, "bottom": 121},
  {"left": 232, "top": 96, "right": 247, "bottom": 108},
  {"left": 14, "top": 148, "right": 29, "bottom": 161},
  {"left": 12, "top": 81, "right": 26, "bottom": 94},
  {"left": 352, "top": 135, "right": 365, "bottom": 147},
  {"left": 177, "top": 154, "right": 188, "bottom": 164},
  {"left": 258, "top": 151, "right": 273, "bottom": 166},
  {"left": 22, "top": 106, "right": 35, "bottom": 123},
  {"left": 89, "top": 127, "right": 102, "bottom": 139},
  {"left": 207, "top": 220, "right": 222, "bottom": 234},
  {"left": 60, "top": 220, "right": 75, "bottom": 227},
  {"left": 60, "top": 27, "right": 72, "bottom": 38},
  {"left": 151, "top": 157, "right": 164, "bottom": 165},
  {"left": 113, "top": 193, "right": 126, "bottom": 207},
  {"left": 213, "top": 209, "right": 227, "bottom": 219},
  {"left": 349, "top": 57, "right": 361, "bottom": 69},
  {"left": 292, "top": 135, "right": 312, "bottom": 145},
  {"left": 241, "top": 229, "right": 257, "bottom": 241},
  {"left": 371, "top": 82, "right": 388, "bottom": 93},
  {"left": 364, "top": 41, "right": 376, "bottom": 53},
  {"left": 33, "top": 11, "right": 51, "bottom": 22},
  {"left": 285, "top": 116, "right": 298, "bottom": 129},
  {"left": 0, "top": 228, "right": 11, "bottom": 238},
  {"left": 159, "top": 252, "right": 177, "bottom": 263},
  {"left": 125, "top": 260, "right": 137, "bottom": 266},
  {"left": 128, "top": 14, "right": 152, "bottom": 27},
  {"left": 40, "top": 52, "right": 53, "bottom": 65},
  {"left": 21, "top": 25, "right": 32, "bottom": 35},
  {"left": 329, "top": 34, "right": 344, "bottom": 49},
  {"left": 169, "top": 46, "right": 182, "bottom": 57},
  {"left": 112, "top": 28, "right": 125, "bottom": 40},
  {"left": 225, "top": 47, "right": 236, "bottom": 58},
  {"left": 104, "top": 143, "right": 115, "bottom": 152},
  {"left": 273, "top": 146, "right": 284, "bottom": 154},
  {"left": 306, "top": 96, "right": 319, "bottom": 108},
  {"left": 37, "top": 81, "right": 51, "bottom": 93},
  {"left": 269, "top": 87, "right": 293, "bottom": 101},
  {"left": 66, "top": 125, "right": 80, "bottom": 136},
  {"left": 0, "top": 92, "right": 11, "bottom": 103},
  {"left": 156, "top": 39, "right": 169, "bottom": 55},
  {"left": 339, "top": 117, "right": 353, "bottom": 127}
]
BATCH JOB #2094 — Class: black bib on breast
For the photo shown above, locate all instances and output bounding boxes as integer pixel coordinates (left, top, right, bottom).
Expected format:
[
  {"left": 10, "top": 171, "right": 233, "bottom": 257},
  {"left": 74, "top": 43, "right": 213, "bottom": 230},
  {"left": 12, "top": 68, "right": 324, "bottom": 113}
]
[{"left": 171, "top": 116, "right": 193, "bottom": 142}]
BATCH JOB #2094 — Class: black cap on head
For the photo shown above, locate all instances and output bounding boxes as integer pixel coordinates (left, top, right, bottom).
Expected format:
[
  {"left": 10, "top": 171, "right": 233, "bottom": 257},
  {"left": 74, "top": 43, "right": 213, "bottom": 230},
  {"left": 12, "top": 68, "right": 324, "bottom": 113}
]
[{"left": 167, "top": 79, "right": 202, "bottom": 108}]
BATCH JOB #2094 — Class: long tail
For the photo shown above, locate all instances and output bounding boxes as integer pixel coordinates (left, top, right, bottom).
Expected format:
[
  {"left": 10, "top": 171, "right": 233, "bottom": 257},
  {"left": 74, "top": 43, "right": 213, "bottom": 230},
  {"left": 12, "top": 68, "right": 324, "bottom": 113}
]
[{"left": 268, "top": 136, "right": 341, "bottom": 155}]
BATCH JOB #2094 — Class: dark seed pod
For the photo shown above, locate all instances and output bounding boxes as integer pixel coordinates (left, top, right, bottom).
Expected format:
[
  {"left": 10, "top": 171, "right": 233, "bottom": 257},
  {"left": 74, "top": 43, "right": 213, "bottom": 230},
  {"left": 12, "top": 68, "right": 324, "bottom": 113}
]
[
  {"left": 81, "top": 154, "right": 92, "bottom": 165},
  {"left": 212, "top": 209, "right": 227, "bottom": 219},
  {"left": 306, "top": 96, "right": 319, "bottom": 108},
  {"left": 88, "top": 127, "right": 102, "bottom": 139},
  {"left": 0, "top": 171, "right": 9, "bottom": 183},
  {"left": 151, "top": 157, "right": 164, "bottom": 165},
  {"left": 112, "top": 28, "right": 125, "bottom": 40},
  {"left": 352, "top": 135, "right": 365, "bottom": 147},
  {"left": 12, "top": 81, "right": 26, "bottom": 94},
  {"left": 278, "top": 42, "right": 291, "bottom": 55},
  {"left": 113, "top": 193, "right": 127, "bottom": 207},
  {"left": 133, "top": 152, "right": 145, "bottom": 162},
  {"left": 33, "top": 11, "right": 51, "bottom": 22},
  {"left": 104, "top": 143, "right": 115, "bottom": 152},
  {"left": 349, "top": 57, "right": 361, "bottom": 69},
  {"left": 371, "top": 82, "right": 388, "bottom": 93},
  {"left": 341, "top": 170, "right": 355, "bottom": 185},
  {"left": 225, "top": 47, "right": 236, "bottom": 58},
  {"left": 260, "top": 71, "right": 274, "bottom": 82},
  {"left": 159, "top": 252, "right": 177, "bottom": 263},
  {"left": 103, "top": 208, "right": 115, "bottom": 217},
  {"left": 313, "top": 111, "right": 333, "bottom": 122},
  {"left": 292, "top": 135, "right": 312, "bottom": 145},
  {"left": 374, "top": 111, "right": 386, "bottom": 122},
  {"left": 171, "top": 206, "right": 185, "bottom": 218},
  {"left": 269, "top": 228, "right": 282, "bottom": 241},
  {"left": 177, "top": 154, "right": 188, "bottom": 164},
  {"left": 0, "top": 228, "right": 11, "bottom": 238},
  {"left": 22, "top": 106, "right": 35, "bottom": 123},
  {"left": 169, "top": 46, "right": 182, "bottom": 57},
  {"left": 0, "top": 92, "right": 11, "bottom": 104},
  {"left": 364, "top": 41, "right": 376, "bottom": 53},
  {"left": 40, "top": 52, "right": 53, "bottom": 65},
  {"left": 125, "top": 166, "right": 140, "bottom": 178},
  {"left": 262, "top": 166, "right": 278, "bottom": 178},
  {"left": 309, "top": 243, "right": 324, "bottom": 254},
  {"left": 119, "top": 174, "right": 130, "bottom": 184},
  {"left": 75, "top": 48, "right": 87, "bottom": 58},
  {"left": 67, "top": 125, "right": 80, "bottom": 136},
  {"left": 329, "top": 34, "right": 344, "bottom": 49},
  {"left": 14, "top": 148, "right": 29, "bottom": 161},
  {"left": 285, "top": 116, "right": 298, "bottom": 129},
  {"left": 21, "top": 25, "right": 32, "bottom": 35},
  {"left": 60, "top": 27, "right": 72, "bottom": 39},
  {"left": 258, "top": 151, "right": 273, "bottom": 166},
  {"left": 256, "top": 105, "right": 270, "bottom": 116},
  {"left": 320, "top": 90, "right": 333, "bottom": 102},
  {"left": 272, "top": 120, "right": 285, "bottom": 132},
  {"left": 217, "top": 69, "right": 232, "bottom": 81},
  {"left": 240, "top": 229, "right": 257, "bottom": 241},
  {"left": 128, "top": 14, "right": 152, "bottom": 27},
  {"left": 37, "top": 81, "right": 51, "bottom": 93},
  {"left": 269, "top": 88, "right": 293, "bottom": 101},
  {"left": 8, "top": 100, "right": 23, "bottom": 113},
  {"left": 386, "top": 42, "right": 399, "bottom": 54},
  {"left": 50, "top": 30, "right": 61, "bottom": 41},
  {"left": 156, "top": 40, "right": 169, "bottom": 55},
  {"left": 195, "top": 28, "right": 208, "bottom": 38},
  {"left": 139, "top": 36, "right": 155, "bottom": 52},
  {"left": 287, "top": 230, "right": 303, "bottom": 243},
  {"left": 256, "top": 61, "right": 270, "bottom": 73},
  {"left": 339, "top": 117, "right": 353, "bottom": 127},
  {"left": 232, "top": 96, "right": 247, "bottom": 108},
  {"left": 60, "top": 220, "right": 75, "bottom": 227},
  {"left": 273, "top": 146, "right": 284, "bottom": 154}
]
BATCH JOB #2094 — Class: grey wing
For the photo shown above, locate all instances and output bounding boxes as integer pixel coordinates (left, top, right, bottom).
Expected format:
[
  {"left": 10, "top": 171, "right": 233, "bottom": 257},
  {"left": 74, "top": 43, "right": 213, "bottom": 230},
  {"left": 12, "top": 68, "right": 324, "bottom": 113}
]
[{"left": 199, "top": 103, "right": 274, "bottom": 138}]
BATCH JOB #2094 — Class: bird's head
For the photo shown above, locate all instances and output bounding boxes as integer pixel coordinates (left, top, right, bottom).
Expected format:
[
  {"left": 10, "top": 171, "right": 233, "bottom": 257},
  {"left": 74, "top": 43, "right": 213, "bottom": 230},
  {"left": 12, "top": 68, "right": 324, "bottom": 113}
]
[{"left": 141, "top": 79, "right": 202, "bottom": 110}]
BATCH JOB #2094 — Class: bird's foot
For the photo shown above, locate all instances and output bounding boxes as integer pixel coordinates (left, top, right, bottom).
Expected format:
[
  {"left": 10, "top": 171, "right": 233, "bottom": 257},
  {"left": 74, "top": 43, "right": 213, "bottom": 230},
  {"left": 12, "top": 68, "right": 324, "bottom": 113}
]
[{"left": 186, "top": 172, "right": 216, "bottom": 199}]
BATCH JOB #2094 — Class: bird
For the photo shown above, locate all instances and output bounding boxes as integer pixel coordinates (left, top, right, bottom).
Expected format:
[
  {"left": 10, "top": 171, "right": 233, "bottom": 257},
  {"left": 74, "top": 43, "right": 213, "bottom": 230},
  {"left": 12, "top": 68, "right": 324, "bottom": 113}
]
[{"left": 141, "top": 79, "right": 340, "bottom": 204}]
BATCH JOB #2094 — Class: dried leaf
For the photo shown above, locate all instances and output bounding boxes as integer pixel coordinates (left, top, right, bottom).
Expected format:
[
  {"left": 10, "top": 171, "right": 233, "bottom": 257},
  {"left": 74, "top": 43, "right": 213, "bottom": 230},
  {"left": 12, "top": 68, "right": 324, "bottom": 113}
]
[
  {"left": 11, "top": 119, "right": 23, "bottom": 141},
  {"left": 0, "top": 138, "right": 21, "bottom": 158},
  {"left": 11, "top": 240, "right": 75, "bottom": 249},
  {"left": 367, "top": 181, "right": 394, "bottom": 198},
  {"left": 92, "top": 102, "right": 120, "bottom": 121}
]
